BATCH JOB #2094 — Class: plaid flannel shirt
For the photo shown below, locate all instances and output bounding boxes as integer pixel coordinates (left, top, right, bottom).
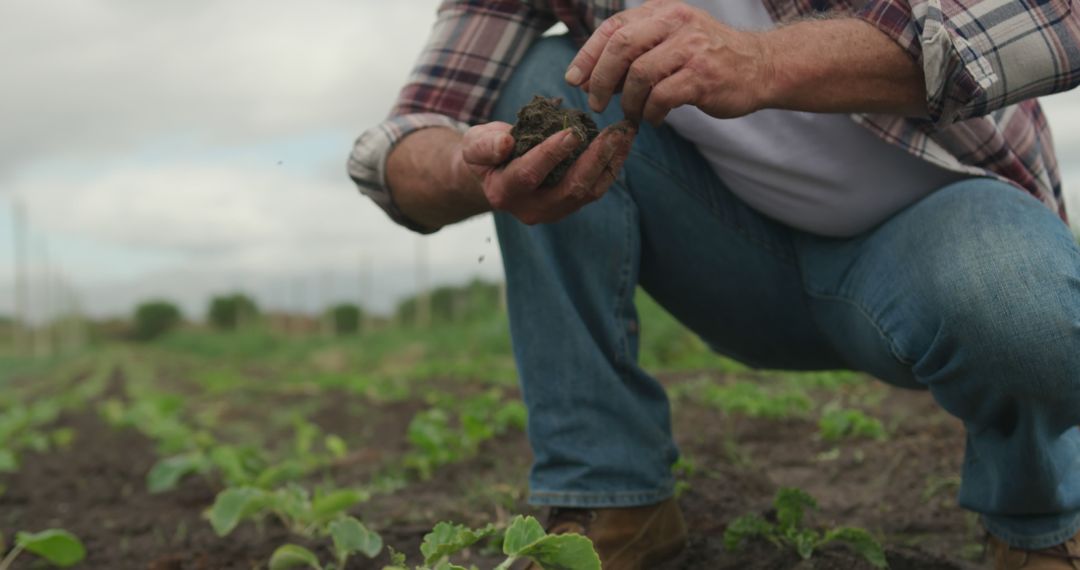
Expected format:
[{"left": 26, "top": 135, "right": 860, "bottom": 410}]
[{"left": 349, "top": 0, "right": 1079, "bottom": 233}]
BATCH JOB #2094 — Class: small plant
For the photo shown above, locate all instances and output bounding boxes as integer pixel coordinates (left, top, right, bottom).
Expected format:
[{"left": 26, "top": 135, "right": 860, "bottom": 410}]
[
  {"left": 693, "top": 381, "right": 812, "bottom": 420},
  {"left": 268, "top": 517, "right": 382, "bottom": 570},
  {"left": 207, "top": 483, "right": 370, "bottom": 538},
  {"left": 208, "top": 483, "right": 383, "bottom": 570},
  {"left": 0, "top": 529, "right": 86, "bottom": 570},
  {"left": 724, "top": 488, "right": 887, "bottom": 568},
  {"left": 672, "top": 456, "right": 696, "bottom": 499},
  {"left": 818, "top": 408, "right": 887, "bottom": 442},
  {"left": 405, "top": 391, "right": 526, "bottom": 479},
  {"left": 0, "top": 399, "right": 74, "bottom": 474},
  {"left": 383, "top": 515, "right": 600, "bottom": 570}
]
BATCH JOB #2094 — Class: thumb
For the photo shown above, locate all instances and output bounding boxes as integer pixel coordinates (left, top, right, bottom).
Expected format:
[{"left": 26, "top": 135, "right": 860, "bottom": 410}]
[{"left": 463, "top": 123, "right": 515, "bottom": 166}]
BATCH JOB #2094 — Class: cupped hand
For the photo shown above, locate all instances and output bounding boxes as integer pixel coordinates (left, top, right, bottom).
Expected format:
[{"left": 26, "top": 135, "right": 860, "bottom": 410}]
[
  {"left": 461, "top": 120, "right": 637, "bottom": 225},
  {"left": 565, "top": 0, "right": 773, "bottom": 125}
]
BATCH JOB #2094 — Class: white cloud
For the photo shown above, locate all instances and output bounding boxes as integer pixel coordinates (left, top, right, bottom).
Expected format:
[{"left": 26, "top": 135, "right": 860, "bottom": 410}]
[
  {"left": 0, "top": 0, "right": 440, "bottom": 179},
  {"left": 0, "top": 0, "right": 1078, "bottom": 323},
  {"left": 3, "top": 157, "right": 503, "bottom": 318}
]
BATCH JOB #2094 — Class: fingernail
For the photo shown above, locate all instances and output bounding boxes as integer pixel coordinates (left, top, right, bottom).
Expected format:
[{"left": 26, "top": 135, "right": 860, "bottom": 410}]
[
  {"left": 565, "top": 66, "right": 583, "bottom": 85},
  {"left": 560, "top": 129, "right": 579, "bottom": 149}
]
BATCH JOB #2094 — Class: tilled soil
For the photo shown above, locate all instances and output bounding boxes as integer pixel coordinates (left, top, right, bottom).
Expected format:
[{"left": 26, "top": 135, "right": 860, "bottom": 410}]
[{"left": 1, "top": 372, "right": 987, "bottom": 569}]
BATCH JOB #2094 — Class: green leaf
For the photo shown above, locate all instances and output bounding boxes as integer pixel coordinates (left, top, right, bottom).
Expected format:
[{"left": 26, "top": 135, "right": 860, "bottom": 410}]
[
  {"left": 16, "top": 529, "right": 86, "bottom": 567},
  {"left": 294, "top": 419, "right": 320, "bottom": 456},
  {"left": 822, "top": 527, "right": 888, "bottom": 568},
  {"left": 312, "top": 488, "right": 367, "bottom": 522},
  {"left": 208, "top": 487, "right": 266, "bottom": 536},
  {"left": 147, "top": 452, "right": 207, "bottom": 493},
  {"left": 502, "top": 516, "right": 546, "bottom": 556},
  {"left": 722, "top": 515, "right": 774, "bottom": 551},
  {"left": 434, "top": 561, "right": 470, "bottom": 570},
  {"left": 387, "top": 547, "right": 407, "bottom": 566},
  {"left": 325, "top": 435, "right": 348, "bottom": 460},
  {"left": 515, "top": 534, "right": 600, "bottom": 570},
  {"left": 330, "top": 516, "right": 383, "bottom": 560},
  {"left": 790, "top": 529, "right": 819, "bottom": 560},
  {"left": 50, "top": 428, "right": 75, "bottom": 448},
  {"left": 0, "top": 448, "right": 17, "bottom": 473},
  {"left": 210, "top": 445, "right": 251, "bottom": 486},
  {"left": 774, "top": 488, "right": 817, "bottom": 532},
  {"left": 254, "top": 461, "right": 307, "bottom": 489},
  {"left": 420, "top": 521, "right": 497, "bottom": 564},
  {"left": 269, "top": 544, "right": 323, "bottom": 570}
]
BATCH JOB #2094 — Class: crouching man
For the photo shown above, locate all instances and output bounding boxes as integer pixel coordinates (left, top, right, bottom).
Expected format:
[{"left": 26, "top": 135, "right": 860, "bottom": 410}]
[{"left": 349, "top": 1, "right": 1080, "bottom": 568}]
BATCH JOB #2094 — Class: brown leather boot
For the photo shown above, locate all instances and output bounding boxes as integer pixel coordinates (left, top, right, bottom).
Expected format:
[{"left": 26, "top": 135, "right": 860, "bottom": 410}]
[
  {"left": 990, "top": 529, "right": 1080, "bottom": 569},
  {"left": 522, "top": 498, "right": 687, "bottom": 570}
]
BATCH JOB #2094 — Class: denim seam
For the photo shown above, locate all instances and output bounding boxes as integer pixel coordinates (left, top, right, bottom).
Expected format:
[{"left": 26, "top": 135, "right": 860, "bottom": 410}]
[
  {"left": 630, "top": 149, "right": 796, "bottom": 265},
  {"left": 801, "top": 288, "right": 916, "bottom": 367},
  {"left": 982, "top": 512, "right": 1080, "bottom": 550},
  {"left": 529, "top": 488, "right": 674, "bottom": 508},
  {"left": 613, "top": 182, "right": 636, "bottom": 368}
]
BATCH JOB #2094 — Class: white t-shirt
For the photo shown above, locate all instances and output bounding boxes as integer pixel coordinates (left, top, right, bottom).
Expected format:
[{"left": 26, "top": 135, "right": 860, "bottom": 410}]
[{"left": 623, "top": 0, "right": 964, "bottom": 236}]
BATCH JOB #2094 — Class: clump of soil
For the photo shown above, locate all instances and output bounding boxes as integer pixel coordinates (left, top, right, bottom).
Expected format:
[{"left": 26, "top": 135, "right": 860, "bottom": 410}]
[{"left": 510, "top": 96, "right": 599, "bottom": 187}]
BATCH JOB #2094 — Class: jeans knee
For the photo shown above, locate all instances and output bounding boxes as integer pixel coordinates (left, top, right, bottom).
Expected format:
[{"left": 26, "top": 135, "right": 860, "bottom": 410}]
[
  {"left": 493, "top": 36, "right": 581, "bottom": 123},
  {"left": 931, "top": 242, "right": 1080, "bottom": 398}
]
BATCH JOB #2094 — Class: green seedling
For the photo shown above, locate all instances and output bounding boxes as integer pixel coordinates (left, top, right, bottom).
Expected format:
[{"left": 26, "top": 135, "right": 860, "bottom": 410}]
[
  {"left": 209, "top": 483, "right": 382, "bottom": 570},
  {"left": 268, "top": 518, "right": 382, "bottom": 570},
  {"left": 0, "top": 399, "right": 75, "bottom": 473},
  {"left": 672, "top": 456, "right": 696, "bottom": 499},
  {"left": 405, "top": 391, "right": 526, "bottom": 479},
  {"left": 147, "top": 419, "right": 350, "bottom": 494},
  {"left": 724, "top": 488, "right": 887, "bottom": 568},
  {"left": 0, "top": 529, "right": 86, "bottom": 570},
  {"left": 384, "top": 515, "right": 600, "bottom": 570},
  {"left": 691, "top": 380, "right": 812, "bottom": 420},
  {"left": 818, "top": 408, "right": 887, "bottom": 442},
  {"left": 208, "top": 483, "right": 371, "bottom": 538}
]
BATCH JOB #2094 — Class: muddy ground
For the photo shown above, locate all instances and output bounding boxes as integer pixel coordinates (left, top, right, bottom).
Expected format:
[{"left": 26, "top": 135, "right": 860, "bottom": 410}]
[{"left": 1, "top": 370, "right": 987, "bottom": 569}]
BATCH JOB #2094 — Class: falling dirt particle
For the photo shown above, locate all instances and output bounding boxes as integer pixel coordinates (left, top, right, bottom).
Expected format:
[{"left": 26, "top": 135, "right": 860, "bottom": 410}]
[{"left": 478, "top": 255, "right": 485, "bottom": 263}]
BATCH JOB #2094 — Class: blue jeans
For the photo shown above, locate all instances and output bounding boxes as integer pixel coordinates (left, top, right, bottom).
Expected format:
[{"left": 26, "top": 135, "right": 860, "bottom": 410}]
[{"left": 491, "top": 36, "right": 1080, "bottom": 550}]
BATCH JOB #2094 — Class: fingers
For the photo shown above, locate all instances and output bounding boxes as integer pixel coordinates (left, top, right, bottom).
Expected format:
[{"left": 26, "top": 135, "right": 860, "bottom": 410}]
[
  {"left": 565, "top": 13, "right": 627, "bottom": 88},
  {"left": 462, "top": 122, "right": 514, "bottom": 166},
  {"left": 642, "top": 68, "right": 698, "bottom": 126},
  {"left": 502, "top": 129, "right": 580, "bottom": 192},
  {"left": 587, "top": 18, "right": 671, "bottom": 114},
  {"left": 559, "top": 120, "right": 636, "bottom": 200},
  {"left": 620, "top": 40, "right": 686, "bottom": 123},
  {"left": 595, "top": 124, "right": 635, "bottom": 190}
]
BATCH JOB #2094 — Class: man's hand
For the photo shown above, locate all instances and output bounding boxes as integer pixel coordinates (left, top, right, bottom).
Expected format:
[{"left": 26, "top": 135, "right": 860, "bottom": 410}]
[
  {"left": 460, "top": 120, "right": 636, "bottom": 225},
  {"left": 563, "top": 0, "right": 928, "bottom": 123},
  {"left": 565, "top": 0, "right": 772, "bottom": 125}
]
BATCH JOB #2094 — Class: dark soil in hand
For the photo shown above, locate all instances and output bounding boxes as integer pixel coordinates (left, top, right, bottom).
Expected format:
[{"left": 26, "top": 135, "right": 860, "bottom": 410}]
[{"left": 510, "top": 96, "right": 599, "bottom": 187}]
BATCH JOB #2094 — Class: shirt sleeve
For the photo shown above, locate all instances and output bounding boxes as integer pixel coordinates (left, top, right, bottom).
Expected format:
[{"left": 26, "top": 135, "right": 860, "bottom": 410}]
[
  {"left": 347, "top": 0, "right": 556, "bottom": 233},
  {"left": 855, "top": 0, "right": 1080, "bottom": 126}
]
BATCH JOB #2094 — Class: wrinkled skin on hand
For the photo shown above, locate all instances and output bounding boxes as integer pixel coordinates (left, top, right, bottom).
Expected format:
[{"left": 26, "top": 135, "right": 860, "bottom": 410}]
[
  {"left": 461, "top": 115, "right": 636, "bottom": 226},
  {"left": 565, "top": 0, "right": 773, "bottom": 125}
]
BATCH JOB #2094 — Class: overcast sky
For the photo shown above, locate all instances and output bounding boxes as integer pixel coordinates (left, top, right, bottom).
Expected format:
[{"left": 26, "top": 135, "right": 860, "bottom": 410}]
[{"left": 0, "top": 1, "right": 1078, "bottom": 321}]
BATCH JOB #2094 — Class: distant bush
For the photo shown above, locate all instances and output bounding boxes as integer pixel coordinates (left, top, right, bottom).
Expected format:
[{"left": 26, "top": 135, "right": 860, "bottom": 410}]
[
  {"left": 396, "top": 279, "right": 501, "bottom": 326},
  {"left": 327, "top": 303, "right": 363, "bottom": 335},
  {"left": 208, "top": 293, "right": 259, "bottom": 331},
  {"left": 133, "top": 300, "right": 182, "bottom": 341}
]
